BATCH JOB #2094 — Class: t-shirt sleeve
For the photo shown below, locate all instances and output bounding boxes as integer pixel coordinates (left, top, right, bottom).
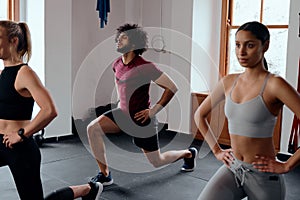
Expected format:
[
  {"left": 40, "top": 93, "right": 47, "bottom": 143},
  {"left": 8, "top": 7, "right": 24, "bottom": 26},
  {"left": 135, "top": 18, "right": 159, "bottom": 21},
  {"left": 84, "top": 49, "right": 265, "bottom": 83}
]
[{"left": 140, "top": 62, "right": 163, "bottom": 81}]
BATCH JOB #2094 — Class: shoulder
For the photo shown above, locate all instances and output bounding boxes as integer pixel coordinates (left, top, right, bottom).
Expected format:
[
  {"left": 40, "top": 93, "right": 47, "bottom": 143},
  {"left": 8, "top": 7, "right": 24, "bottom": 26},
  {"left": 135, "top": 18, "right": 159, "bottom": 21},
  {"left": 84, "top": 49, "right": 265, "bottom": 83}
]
[
  {"left": 112, "top": 57, "right": 123, "bottom": 71},
  {"left": 222, "top": 73, "right": 239, "bottom": 82},
  {"left": 221, "top": 73, "right": 240, "bottom": 88},
  {"left": 18, "top": 64, "right": 36, "bottom": 76},
  {"left": 268, "top": 73, "right": 286, "bottom": 83},
  {"left": 267, "top": 73, "right": 290, "bottom": 90},
  {"left": 266, "top": 73, "right": 300, "bottom": 109},
  {"left": 136, "top": 56, "right": 154, "bottom": 66},
  {"left": 136, "top": 56, "right": 147, "bottom": 63},
  {"left": 136, "top": 57, "right": 159, "bottom": 70},
  {"left": 267, "top": 74, "right": 295, "bottom": 94},
  {"left": 17, "top": 65, "right": 40, "bottom": 83},
  {"left": 113, "top": 57, "right": 122, "bottom": 66}
]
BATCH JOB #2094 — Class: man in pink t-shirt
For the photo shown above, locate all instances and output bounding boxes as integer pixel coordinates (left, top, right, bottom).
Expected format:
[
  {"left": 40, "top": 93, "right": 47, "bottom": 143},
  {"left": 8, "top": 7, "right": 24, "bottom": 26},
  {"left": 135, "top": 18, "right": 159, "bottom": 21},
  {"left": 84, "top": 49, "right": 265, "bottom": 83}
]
[{"left": 87, "top": 23, "right": 198, "bottom": 186}]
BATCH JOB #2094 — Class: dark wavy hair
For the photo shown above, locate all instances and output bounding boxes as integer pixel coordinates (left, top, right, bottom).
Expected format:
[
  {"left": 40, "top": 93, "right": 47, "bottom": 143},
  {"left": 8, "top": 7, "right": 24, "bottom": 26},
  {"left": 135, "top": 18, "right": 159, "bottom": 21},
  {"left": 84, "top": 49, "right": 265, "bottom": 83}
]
[
  {"left": 236, "top": 21, "right": 270, "bottom": 70},
  {"left": 115, "top": 23, "right": 148, "bottom": 55}
]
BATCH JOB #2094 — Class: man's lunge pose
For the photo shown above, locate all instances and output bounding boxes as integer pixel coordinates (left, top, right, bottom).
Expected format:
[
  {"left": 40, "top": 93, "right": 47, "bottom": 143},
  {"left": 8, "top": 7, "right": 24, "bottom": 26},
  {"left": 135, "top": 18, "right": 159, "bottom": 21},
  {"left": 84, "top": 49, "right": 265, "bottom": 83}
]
[{"left": 87, "top": 23, "right": 197, "bottom": 186}]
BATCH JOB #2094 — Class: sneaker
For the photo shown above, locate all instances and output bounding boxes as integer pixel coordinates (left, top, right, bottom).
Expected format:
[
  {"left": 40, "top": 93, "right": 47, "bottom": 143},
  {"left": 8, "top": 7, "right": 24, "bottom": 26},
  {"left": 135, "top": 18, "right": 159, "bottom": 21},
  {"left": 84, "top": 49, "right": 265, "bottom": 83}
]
[
  {"left": 82, "top": 181, "right": 103, "bottom": 200},
  {"left": 90, "top": 171, "right": 113, "bottom": 186},
  {"left": 181, "top": 147, "right": 198, "bottom": 172}
]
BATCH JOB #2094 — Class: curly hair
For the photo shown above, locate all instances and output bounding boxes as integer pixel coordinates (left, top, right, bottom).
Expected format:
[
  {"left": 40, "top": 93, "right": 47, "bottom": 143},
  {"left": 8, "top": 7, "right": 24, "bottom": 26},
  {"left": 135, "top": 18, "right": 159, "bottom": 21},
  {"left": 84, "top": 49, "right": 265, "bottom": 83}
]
[{"left": 115, "top": 23, "right": 148, "bottom": 55}]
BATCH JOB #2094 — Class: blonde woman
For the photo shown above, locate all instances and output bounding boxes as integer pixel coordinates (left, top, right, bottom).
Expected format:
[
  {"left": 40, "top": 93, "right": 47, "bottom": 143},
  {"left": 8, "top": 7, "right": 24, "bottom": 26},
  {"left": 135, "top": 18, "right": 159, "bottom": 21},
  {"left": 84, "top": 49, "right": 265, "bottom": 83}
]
[{"left": 0, "top": 20, "right": 102, "bottom": 200}]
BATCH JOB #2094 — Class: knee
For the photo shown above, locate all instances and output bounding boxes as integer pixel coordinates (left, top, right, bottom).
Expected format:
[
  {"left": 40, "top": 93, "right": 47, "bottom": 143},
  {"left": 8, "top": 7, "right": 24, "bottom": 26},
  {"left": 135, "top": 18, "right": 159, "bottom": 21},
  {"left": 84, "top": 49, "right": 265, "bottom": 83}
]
[
  {"left": 86, "top": 122, "right": 95, "bottom": 137},
  {"left": 87, "top": 121, "right": 102, "bottom": 138}
]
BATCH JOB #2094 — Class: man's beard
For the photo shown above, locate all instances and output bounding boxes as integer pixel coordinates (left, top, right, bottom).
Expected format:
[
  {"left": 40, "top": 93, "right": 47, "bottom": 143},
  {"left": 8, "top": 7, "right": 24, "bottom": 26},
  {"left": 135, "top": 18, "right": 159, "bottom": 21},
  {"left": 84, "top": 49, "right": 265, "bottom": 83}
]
[{"left": 117, "top": 44, "right": 133, "bottom": 54}]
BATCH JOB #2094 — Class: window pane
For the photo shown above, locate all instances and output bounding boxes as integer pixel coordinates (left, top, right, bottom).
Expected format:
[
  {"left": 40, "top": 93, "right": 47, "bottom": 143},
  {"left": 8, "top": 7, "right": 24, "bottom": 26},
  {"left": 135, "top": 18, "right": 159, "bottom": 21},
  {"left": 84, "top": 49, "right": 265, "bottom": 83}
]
[
  {"left": 0, "top": 0, "right": 8, "bottom": 20},
  {"left": 232, "top": 0, "right": 261, "bottom": 25},
  {"left": 265, "top": 29, "right": 288, "bottom": 77},
  {"left": 228, "top": 28, "right": 288, "bottom": 78},
  {"left": 263, "top": 0, "right": 290, "bottom": 25}
]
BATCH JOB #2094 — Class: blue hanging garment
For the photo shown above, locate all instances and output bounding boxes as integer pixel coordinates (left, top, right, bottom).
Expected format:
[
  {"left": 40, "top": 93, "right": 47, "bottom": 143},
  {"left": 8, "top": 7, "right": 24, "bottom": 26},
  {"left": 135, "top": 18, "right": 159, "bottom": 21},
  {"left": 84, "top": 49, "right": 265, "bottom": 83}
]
[{"left": 96, "top": 0, "right": 110, "bottom": 28}]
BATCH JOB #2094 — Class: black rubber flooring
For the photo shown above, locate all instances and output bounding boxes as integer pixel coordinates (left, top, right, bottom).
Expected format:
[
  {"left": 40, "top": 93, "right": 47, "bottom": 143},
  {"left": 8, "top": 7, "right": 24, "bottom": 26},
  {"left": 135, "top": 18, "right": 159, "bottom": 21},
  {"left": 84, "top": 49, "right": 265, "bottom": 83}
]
[{"left": 1, "top": 129, "right": 299, "bottom": 200}]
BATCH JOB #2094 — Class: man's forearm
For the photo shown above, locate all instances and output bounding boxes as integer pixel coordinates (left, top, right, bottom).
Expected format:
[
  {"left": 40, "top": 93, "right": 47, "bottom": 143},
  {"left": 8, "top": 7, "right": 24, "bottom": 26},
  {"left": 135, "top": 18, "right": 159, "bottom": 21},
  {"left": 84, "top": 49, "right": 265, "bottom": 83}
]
[{"left": 151, "top": 89, "right": 175, "bottom": 115}]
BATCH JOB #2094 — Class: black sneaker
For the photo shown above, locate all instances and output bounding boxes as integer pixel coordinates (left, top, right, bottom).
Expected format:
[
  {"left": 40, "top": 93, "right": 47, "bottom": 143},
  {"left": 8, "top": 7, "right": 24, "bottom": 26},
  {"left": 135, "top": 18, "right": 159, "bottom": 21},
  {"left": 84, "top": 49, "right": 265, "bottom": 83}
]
[
  {"left": 90, "top": 171, "right": 113, "bottom": 186},
  {"left": 82, "top": 181, "right": 103, "bottom": 200},
  {"left": 181, "top": 147, "right": 198, "bottom": 172}
]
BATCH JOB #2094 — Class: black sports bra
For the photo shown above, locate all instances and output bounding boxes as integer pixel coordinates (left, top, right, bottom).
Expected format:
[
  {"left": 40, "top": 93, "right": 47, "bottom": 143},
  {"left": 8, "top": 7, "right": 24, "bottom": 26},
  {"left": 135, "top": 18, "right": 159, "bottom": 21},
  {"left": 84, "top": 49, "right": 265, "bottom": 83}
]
[{"left": 0, "top": 64, "right": 34, "bottom": 120}]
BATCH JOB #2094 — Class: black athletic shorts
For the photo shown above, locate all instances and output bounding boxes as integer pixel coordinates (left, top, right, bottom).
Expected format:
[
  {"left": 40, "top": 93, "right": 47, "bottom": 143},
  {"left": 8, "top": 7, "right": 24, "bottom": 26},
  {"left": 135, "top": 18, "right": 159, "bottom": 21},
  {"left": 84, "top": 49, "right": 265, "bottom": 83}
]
[{"left": 103, "top": 108, "right": 159, "bottom": 152}]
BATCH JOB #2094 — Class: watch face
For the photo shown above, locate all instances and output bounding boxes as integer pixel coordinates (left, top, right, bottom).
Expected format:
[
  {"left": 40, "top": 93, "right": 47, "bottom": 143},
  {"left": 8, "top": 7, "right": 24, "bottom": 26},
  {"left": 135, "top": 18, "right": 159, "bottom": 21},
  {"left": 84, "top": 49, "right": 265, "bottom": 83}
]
[
  {"left": 18, "top": 128, "right": 24, "bottom": 135},
  {"left": 18, "top": 128, "right": 26, "bottom": 139}
]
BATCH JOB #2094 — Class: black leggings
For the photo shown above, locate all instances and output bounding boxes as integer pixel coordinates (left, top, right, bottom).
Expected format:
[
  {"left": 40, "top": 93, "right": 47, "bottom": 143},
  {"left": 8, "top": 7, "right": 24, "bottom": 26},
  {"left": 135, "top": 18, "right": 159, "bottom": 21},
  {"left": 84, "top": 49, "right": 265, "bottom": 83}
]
[
  {"left": 0, "top": 134, "right": 43, "bottom": 200},
  {"left": 0, "top": 135, "right": 75, "bottom": 200}
]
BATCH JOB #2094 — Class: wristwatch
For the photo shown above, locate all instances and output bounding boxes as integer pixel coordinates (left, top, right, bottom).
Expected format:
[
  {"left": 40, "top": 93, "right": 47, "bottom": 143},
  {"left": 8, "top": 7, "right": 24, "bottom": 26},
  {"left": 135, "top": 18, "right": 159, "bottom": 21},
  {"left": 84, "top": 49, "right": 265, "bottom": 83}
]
[{"left": 18, "top": 128, "right": 27, "bottom": 140}]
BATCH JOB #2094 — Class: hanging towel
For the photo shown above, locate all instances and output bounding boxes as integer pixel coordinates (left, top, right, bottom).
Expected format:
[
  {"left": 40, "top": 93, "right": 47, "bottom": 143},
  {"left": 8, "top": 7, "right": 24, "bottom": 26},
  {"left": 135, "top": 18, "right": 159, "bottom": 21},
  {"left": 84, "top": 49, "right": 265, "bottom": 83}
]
[{"left": 96, "top": 0, "right": 110, "bottom": 28}]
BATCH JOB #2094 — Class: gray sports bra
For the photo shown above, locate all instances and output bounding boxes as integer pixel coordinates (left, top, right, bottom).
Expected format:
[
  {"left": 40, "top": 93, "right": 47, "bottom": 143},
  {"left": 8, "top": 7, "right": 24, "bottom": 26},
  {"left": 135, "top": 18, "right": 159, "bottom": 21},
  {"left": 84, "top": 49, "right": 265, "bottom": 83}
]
[{"left": 224, "top": 73, "right": 277, "bottom": 138}]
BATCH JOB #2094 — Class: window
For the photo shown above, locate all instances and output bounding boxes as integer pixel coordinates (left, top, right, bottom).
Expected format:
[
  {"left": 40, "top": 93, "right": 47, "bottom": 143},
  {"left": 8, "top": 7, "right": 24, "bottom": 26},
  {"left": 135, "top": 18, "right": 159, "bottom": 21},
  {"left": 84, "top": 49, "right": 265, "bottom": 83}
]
[
  {"left": 220, "top": 0, "right": 290, "bottom": 77},
  {"left": 0, "top": 0, "right": 19, "bottom": 20},
  {"left": 0, "top": 0, "right": 8, "bottom": 20}
]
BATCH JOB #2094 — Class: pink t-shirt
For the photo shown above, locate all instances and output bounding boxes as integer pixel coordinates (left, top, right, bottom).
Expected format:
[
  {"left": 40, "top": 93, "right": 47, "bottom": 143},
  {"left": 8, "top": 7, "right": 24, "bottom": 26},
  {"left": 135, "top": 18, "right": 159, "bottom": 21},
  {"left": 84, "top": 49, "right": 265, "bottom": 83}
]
[{"left": 113, "top": 56, "right": 163, "bottom": 116}]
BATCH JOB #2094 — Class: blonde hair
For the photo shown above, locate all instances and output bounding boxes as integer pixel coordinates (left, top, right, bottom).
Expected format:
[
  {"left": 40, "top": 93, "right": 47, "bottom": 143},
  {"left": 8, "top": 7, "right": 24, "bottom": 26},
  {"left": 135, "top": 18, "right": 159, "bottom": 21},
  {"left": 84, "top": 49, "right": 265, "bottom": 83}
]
[{"left": 0, "top": 20, "right": 32, "bottom": 63}]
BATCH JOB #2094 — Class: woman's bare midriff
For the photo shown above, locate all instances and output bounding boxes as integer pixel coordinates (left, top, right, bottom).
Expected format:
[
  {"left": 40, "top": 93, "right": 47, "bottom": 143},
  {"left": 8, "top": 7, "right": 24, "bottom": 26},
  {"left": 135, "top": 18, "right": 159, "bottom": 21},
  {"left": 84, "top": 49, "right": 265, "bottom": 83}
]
[
  {"left": 230, "top": 134, "right": 276, "bottom": 163},
  {"left": 0, "top": 119, "right": 30, "bottom": 135}
]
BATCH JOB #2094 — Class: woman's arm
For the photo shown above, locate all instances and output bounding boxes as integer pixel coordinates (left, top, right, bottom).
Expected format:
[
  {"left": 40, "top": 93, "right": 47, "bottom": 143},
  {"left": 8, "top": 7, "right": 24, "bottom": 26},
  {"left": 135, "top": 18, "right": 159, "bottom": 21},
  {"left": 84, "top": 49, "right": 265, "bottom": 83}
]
[
  {"left": 194, "top": 77, "right": 233, "bottom": 165},
  {"left": 272, "top": 76, "right": 300, "bottom": 118},
  {"left": 253, "top": 76, "right": 300, "bottom": 173},
  {"left": 16, "top": 66, "right": 58, "bottom": 137},
  {"left": 252, "top": 149, "right": 300, "bottom": 174}
]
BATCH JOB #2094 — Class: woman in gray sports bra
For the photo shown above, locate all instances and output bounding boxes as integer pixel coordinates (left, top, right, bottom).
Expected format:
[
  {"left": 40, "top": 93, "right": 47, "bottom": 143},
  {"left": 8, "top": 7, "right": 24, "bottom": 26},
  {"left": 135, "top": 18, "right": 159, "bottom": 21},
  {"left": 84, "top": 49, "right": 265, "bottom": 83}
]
[{"left": 195, "top": 21, "right": 300, "bottom": 200}]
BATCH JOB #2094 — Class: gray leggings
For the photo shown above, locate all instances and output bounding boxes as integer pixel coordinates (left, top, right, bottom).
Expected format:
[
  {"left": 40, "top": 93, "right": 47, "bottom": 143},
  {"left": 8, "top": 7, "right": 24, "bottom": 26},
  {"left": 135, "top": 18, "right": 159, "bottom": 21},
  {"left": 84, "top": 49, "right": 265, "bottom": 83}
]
[{"left": 198, "top": 158, "right": 286, "bottom": 200}]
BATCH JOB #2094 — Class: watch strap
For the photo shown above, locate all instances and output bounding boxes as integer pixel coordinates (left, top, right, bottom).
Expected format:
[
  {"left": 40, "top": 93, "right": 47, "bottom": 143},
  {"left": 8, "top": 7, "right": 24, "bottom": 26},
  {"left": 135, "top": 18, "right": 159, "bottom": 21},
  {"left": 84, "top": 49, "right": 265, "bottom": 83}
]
[{"left": 18, "top": 128, "right": 27, "bottom": 140}]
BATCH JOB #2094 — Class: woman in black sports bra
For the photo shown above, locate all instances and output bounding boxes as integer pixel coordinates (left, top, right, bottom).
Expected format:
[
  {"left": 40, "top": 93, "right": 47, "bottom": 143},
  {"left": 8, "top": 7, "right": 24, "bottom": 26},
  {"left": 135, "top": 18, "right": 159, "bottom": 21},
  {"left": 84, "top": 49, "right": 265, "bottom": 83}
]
[
  {"left": 195, "top": 21, "right": 300, "bottom": 200},
  {"left": 0, "top": 20, "right": 102, "bottom": 200}
]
